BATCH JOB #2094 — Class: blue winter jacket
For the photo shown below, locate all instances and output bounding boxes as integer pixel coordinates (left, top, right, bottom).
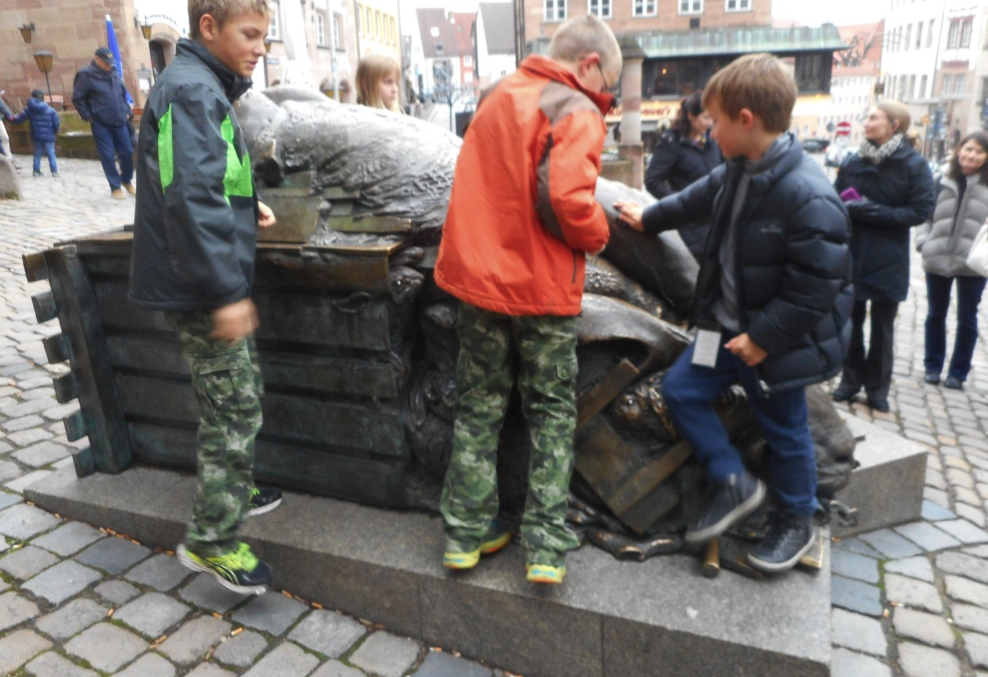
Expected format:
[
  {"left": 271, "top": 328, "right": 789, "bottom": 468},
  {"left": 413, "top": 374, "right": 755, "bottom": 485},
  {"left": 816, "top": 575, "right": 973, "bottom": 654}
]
[
  {"left": 71, "top": 62, "right": 131, "bottom": 127},
  {"left": 640, "top": 133, "right": 853, "bottom": 394},
  {"left": 11, "top": 98, "right": 60, "bottom": 144}
]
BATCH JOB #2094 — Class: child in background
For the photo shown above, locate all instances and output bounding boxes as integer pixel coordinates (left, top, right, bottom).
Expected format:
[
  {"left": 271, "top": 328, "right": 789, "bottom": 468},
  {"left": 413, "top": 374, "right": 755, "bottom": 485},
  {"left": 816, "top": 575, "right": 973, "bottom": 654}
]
[
  {"left": 615, "top": 53, "right": 852, "bottom": 573},
  {"left": 11, "top": 90, "right": 59, "bottom": 177},
  {"left": 356, "top": 53, "right": 401, "bottom": 112}
]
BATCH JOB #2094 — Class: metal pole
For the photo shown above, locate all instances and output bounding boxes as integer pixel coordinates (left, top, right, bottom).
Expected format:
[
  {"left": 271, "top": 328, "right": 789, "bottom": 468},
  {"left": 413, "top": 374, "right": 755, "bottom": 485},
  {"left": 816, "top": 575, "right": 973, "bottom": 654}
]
[
  {"left": 328, "top": 0, "right": 339, "bottom": 99},
  {"left": 44, "top": 71, "right": 52, "bottom": 105}
]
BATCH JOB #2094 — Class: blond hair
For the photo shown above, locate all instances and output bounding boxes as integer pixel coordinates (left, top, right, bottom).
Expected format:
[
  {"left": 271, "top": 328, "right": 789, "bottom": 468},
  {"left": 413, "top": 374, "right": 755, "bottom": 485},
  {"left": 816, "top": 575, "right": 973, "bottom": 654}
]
[
  {"left": 547, "top": 14, "right": 622, "bottom": 77},
  {"left": 356, "top": 53, "right": 402, "bottom": 112},
  {"left": 189, "top": 0, "right": 270, "bottom": 40},
  {"left": 874, "top": 100, "right": 919, "bottom": 148},
  {"left": 702, "top": 53, "right": 797, "bottom": 133}
]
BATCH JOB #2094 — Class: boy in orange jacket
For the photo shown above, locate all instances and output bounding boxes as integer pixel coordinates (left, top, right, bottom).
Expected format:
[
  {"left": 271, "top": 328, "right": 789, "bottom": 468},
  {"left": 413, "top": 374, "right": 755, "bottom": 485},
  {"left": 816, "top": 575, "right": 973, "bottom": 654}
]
[{"left": 434, "top": 14, "right": 622, "bottom": 584}]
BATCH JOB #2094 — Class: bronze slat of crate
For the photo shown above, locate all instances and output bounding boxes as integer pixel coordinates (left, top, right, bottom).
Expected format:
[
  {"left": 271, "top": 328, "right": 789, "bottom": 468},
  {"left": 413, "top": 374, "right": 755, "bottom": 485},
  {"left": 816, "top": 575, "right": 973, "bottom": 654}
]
[
  {"left": 64, "top": 410, "right": 87, "bottom": 441},
  {"left": 576, "top": 359, "right": 640, "bottom": 430},
  {"left": 323, "top": 185, "right": 360, "bottom": 200},
  {"left": 73, "top": 447, "right": 96, "bottom": 477},
  {"left": 43, "top": 333, "right": 72, "bottom": 364},
  {"left": 57, "top": 229, "right": 135, "bottom": 254},
  {"left": 23, "top": 251, "right": 49, "bottom": 282},
  {"left": 257, "top": 188, "right": 320, "bottom": 243},
  {"left": 280, "top": 170, "right": 316, "bottom": 189},
  {"left": 116, "top": 375, "right": 409, "bottom": 458},
  {"left": 32, "top": 291, "right": 57, "bottom": 323},
  {"left": 52, "top": 372, "right": 79, "bottom": 404},
  {"left": 93, "top": 282, "right": 171, "bottom": 331},
  {"left": 253, "top": 292, "right": 393, "bottom": 350},
  {"left": 327, "top": 214, "right": 412, "bottom": 234},
  {"left": 254, "top": 243, "right": 396, "bottom": 295},
  {"left": 44, "top": 245, "right": 132, "bottom": 473},
  {"left": 106, "top": 335, "right": 403, "bottom": 400},
  {"left": 129, "top": 422, "right": 413, "bottom": 507},
  {"left": 607, "top": 440, "right": 692, "bottom": 518}
]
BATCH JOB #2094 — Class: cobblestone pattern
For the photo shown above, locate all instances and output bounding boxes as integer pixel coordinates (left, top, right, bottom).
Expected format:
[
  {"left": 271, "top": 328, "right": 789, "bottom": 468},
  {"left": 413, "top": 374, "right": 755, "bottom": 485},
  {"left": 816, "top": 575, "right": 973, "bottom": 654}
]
[{"left": 5, "top": 157, "right": 988, "bottom": 676}]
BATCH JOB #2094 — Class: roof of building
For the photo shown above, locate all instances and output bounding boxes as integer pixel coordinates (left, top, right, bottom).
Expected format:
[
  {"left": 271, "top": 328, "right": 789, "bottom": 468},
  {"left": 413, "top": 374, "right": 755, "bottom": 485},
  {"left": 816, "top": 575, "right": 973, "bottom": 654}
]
[
  {"left": 416, "top": 7, "right": 475, "bottom": 59},
  {"left": 635, "top": 23, "right": 848, "bottom": 58},
  {"left": 478, "top": 2, "right": 515, "bottom": 54}
]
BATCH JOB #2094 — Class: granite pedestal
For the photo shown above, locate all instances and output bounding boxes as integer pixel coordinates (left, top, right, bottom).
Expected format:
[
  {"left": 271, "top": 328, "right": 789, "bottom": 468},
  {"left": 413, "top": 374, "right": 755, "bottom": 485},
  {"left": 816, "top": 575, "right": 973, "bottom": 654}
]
[{"left": 27, "top": 465, "right": 831, "bottom": 677}]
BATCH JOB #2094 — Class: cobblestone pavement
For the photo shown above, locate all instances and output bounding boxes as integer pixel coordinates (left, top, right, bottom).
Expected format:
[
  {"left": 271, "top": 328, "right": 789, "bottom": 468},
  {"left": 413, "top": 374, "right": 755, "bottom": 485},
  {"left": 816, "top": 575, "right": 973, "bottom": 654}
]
[{"left": 2, "top": 156, "right": 988, "bottom": 677}]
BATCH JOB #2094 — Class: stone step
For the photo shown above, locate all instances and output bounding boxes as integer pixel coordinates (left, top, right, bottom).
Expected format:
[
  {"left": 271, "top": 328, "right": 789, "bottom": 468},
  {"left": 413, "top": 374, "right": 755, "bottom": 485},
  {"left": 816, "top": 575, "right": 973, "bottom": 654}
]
[{"left": 27, "top": 465, "right": 831, "bottom": 677}]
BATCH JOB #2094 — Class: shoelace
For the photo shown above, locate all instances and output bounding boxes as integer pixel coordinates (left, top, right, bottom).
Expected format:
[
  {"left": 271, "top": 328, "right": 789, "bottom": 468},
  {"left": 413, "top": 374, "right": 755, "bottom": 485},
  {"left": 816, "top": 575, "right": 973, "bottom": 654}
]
[{"left": 221, "top": 542, "right": 258, "bottom": 570}]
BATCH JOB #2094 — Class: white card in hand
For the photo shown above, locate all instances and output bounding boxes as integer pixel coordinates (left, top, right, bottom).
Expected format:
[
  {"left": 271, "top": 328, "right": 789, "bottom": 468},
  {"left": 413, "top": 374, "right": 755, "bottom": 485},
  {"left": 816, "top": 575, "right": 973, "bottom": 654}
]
[{"left": 692, "top": 329, "right": 721, "bottom": 368}]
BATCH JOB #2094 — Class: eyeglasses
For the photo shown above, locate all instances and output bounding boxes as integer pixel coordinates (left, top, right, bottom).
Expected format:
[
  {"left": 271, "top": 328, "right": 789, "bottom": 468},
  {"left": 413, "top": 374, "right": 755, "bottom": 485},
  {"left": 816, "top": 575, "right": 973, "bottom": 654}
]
[{"left": 594, "top": 62, "right": 611, "bottom": 93}]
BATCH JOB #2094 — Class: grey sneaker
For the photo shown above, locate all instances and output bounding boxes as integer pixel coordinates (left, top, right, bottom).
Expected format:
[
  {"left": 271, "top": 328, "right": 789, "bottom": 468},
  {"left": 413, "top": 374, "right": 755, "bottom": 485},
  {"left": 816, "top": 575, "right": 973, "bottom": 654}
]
[
  {"left": 684, "top": 470, "right": 766, "bottom": 545},
  {"left": 747, "top": 508, "right": 815, "bottom": 573},
  {"left": 246, "top": 487, "right": 282, "bottom": 517}
]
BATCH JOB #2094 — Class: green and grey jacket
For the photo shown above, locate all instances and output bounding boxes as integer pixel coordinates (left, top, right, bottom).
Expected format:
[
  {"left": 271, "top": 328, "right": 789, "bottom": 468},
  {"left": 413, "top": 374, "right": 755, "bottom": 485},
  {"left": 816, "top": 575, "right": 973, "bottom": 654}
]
[{"left": 129, "top": 38, "right": 258, "bottom": 311}]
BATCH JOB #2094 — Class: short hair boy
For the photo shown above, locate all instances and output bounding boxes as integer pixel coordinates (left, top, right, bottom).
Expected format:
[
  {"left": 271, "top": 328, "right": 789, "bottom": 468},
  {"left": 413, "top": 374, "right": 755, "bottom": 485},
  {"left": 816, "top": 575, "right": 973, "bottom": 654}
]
[
  {"left": 10, "top": 89, "right": 60, "bottom": 177},
  {"left": 615, "top": 53, "right": 852, "bottom": 572},
  {"left": 434, "top": 14, "right": 621, "bottom": 584},
  {"left": 129, "top": 0, "right": 280, "bottom": 594}
]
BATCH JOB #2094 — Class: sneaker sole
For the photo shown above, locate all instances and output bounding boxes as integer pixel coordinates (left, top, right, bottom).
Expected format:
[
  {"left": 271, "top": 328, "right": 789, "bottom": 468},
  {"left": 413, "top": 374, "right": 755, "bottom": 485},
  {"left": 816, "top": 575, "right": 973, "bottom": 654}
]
[
  {"left": 684, "top": 479, "right": 766, "bottom": 545},
  {"left": 746, "top": 528, "right": 816, "bottom": 573},
  {"left": 443, "top": 532, "right": 512, "bottom": 570},
  {"left": 526, "top": 565, "right": 566, "bottom": 584},
  {"left": 246, "top": 497, "right": 282, "bottom": 518},
  {"left": 176, "top": 544, "right": 268, "bottom": 595}
]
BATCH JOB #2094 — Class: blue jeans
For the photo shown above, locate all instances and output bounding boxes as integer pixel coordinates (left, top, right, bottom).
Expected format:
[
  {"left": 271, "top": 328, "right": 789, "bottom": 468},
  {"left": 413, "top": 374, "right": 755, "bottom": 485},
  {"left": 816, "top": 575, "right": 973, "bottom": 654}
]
[
  {"left": 33, "top": 141, "right": 57, "bottom": 174},
  {"left": 662, "top": 335, "right": 817, "bottom": 515},
  {"left": 91, "top": 121, "right": 133, "bottom": 190},
  {"left": 925, "top": 272, "right": 987, "bottom": 382}
]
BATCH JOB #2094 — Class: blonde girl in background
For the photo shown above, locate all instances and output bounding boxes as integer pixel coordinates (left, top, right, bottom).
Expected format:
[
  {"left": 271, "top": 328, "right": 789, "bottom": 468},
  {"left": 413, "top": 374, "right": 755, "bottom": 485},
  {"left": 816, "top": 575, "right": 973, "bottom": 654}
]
[{"left": 356, "top": 53, "right": 402, "bottom": 112}]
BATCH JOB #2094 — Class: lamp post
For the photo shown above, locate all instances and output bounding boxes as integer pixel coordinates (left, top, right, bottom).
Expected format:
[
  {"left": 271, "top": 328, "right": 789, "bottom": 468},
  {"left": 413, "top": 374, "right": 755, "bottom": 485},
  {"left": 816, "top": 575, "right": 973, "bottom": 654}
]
[
  {"left": 19, "top": 22, "right": 36, "bottom": 43},
  {"left": 141, "top": 22, "right": 153, "bottom": 40},
  {"left": 33, "top": 50, "right": 54, "bottom": 105}
]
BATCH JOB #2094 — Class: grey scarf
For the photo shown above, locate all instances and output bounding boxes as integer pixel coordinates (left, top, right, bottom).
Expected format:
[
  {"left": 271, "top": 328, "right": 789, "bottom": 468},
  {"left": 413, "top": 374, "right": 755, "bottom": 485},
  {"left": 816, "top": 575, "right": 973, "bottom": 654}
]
[{"left": 858, "top": 133, "right": 903, "bottom": 165}]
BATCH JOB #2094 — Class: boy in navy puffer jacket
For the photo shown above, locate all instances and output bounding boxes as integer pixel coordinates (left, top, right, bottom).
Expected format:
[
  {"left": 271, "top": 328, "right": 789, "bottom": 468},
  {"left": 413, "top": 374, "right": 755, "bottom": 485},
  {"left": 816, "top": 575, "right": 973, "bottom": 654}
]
[{"left": 11, "top": 90, "right": 60, "bottom": 177}]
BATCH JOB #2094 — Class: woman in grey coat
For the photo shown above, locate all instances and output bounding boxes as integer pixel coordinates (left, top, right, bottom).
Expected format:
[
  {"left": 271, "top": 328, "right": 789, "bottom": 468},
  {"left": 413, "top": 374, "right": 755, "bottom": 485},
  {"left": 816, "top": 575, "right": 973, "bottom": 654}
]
[{"left": 916, "top": 130, "right": 988, "bottom": 390}]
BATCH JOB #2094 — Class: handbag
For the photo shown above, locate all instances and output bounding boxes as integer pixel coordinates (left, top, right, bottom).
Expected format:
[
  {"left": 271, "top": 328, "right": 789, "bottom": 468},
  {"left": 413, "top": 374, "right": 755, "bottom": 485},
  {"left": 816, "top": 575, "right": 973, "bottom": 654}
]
[{"left": 966, "top": 220, "right": 988, "bottom": 277}]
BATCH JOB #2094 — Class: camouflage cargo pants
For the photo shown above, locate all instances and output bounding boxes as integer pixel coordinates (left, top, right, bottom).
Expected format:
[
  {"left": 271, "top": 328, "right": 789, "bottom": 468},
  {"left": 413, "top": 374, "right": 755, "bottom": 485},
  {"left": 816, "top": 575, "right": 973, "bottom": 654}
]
[
  {"left": 440, "top": 302, "right": 580, "bottom": 567},
  {"left": 164, "top": 309, "right": 264, "bottom": 558}
]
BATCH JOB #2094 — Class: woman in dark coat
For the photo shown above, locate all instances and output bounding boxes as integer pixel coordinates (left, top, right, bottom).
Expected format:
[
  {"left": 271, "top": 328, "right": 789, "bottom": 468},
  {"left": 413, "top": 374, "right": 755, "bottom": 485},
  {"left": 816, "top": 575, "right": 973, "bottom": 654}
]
[
  {"left": 832, "top": 100, "right": 936, "bottom": 412},
  {"left": 644, "top": 91, "right": 722, "bottom": 261}
]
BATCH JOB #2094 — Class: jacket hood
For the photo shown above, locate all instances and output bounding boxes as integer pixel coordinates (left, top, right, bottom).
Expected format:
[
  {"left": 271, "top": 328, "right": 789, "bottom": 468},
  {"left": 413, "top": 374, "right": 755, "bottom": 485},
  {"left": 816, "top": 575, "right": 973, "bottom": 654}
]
[
  {"left": 26, "top": 97, "right": 48, "bottom": 113},
  {"left": 519, "top": 55, "right": 615, "bottom": 115},
  {"left": 176, "top": 38, "right": 253, "bottom": 102}
]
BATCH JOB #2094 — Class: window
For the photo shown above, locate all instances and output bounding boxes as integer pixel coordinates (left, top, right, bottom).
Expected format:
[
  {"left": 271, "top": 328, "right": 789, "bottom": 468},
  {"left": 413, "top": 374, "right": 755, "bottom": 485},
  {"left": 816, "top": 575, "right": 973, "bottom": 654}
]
[
  {"left": 435, "top": 43, "right": 443, "bottom": 54},
  {"left": 679, "top": 0, "right": 702, "bottom": 13},
  {"left": 942, "top": 74, "right": 952, "bottom": 95},
  {"left": 375, "top": 11, "right": 381, "bottom": 39},
  {"left": 956, "top": 73, "right": 965, "bottom": 94},
  {"left": 920, "top": 75, "right": 927, "bottom": 99},
  {"left": 589, "top": 0, "right": 612, "bottom": 19},
  {"left": 908, "top": 74, "right": 915, "bottom": 99},
  {"left": 390, "top": 17, "right": 397, "bottom": 44},
  {"left": 463, "top": 55, "right": 473, "bottom": 67},
  {"left": 332, "top": 13, "right": 343, "bottom": 48},
  {"left": 544, "top": 0, "right": 566, "bottom": 22},
  {"left": 725, "top": 0, "right": 750, "bottom": 11},
  {"left": 915, "top": 21, "right": 922, "bottom": 49},
  {"left": 316, "top": 12, "right": 326, "bottom": 46},
  {"left": 948, "top": 20, "right": 960, "bottom": 48},
  {"left": 927, "top": 20, "right": 934, "bottom": 47},
  {"left": 268, "top": 1, "right": 280, "bottom": 40},
  {"left": 904, "top": 24, "right": 911, "bottom": 50},
  {"left": 633, "top": 0, "right": 656, "bottom": 17},
  {"left": 430, "top": 26, "right": 440, "bottom": 37},
  {"left": 961, "top": 19, "right": 972, "bottom": 48},
  {"left": 897, "top": 75, "right": 907, "bottom": 100}
]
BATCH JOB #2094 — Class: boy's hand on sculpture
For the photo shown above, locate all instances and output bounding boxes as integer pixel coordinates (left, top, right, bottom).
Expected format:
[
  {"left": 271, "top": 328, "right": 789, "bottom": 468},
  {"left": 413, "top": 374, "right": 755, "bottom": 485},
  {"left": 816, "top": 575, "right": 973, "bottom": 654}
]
[
  {"left": 613, "top": 200, "right": 644, "bottom": 232},
  {"left": 210, "top": 299, "right": 260, "bottom": 343},
  {"left": 725, "top": 333, "right": 767, "bottom": 367},
  {"left": 257, "top": 200, "right": 276, "bottom": 229}
]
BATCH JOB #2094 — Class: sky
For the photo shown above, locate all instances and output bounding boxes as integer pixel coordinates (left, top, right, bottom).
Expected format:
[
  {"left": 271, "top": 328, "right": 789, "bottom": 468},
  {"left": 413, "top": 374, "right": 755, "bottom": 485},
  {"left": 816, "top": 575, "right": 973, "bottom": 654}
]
[{"left": 771, "top": 0, "right": 887, "bottom": 27}]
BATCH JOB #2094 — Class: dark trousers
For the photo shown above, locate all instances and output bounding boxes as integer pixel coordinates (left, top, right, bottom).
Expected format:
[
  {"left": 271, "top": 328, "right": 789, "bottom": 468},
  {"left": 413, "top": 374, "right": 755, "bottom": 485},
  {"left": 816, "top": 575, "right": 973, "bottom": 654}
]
[
  {"left": 925, "top": 273, "right": 987, "bottom": 382},
  {"left": 91, "top": 121, "right": 133, "bottom": 190},
  {"left": 839, "top": 300, "right": 898, "bottom": 399},
  {"left": 662, "top": 336, "right": 817, "bottom": 515},
  {"left": 32, "top": 141, "right": 56, "bottom": 174}
]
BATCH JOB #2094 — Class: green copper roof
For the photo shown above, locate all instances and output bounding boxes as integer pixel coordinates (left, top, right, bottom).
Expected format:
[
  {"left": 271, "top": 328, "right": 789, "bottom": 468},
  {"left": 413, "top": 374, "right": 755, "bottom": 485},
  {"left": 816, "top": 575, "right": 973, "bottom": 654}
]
[{"left": 636, "top": 23, "right": 847, "bottom": 58}]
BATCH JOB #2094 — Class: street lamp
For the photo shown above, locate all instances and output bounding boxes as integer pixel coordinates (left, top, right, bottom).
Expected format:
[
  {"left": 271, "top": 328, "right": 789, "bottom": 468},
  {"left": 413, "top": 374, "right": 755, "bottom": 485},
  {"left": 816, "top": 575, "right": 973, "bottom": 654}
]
[
  {"left": 19, "top": 22, "right": 35, "bottom": 43},
  {"left": 33, "top": 50, "right": 54, "bottom": 105},
  {"left": 141, "top": 22, "right": 153, "bottom": 40}
]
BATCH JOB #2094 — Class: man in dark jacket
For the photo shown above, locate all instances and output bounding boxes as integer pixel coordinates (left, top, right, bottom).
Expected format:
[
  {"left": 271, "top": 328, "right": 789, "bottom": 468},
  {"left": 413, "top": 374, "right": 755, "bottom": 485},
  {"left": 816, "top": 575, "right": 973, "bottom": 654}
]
[
  {"left": 72, "top": 47, "right": 134, "bottom": 199},
  {"left": 616, "top": 54, "right": 852, "bottom": 573},
  {"left": 11, "top": 89, "right": 60, "bottom": 177},
  {"left": 129, "top": 0, "right": 278, "bottom": 596}
]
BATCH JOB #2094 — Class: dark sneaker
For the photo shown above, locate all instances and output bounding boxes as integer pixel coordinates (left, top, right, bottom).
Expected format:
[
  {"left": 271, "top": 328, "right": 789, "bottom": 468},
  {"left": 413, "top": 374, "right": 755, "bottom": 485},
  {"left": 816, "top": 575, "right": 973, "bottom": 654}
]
[
  {"left": 866, "top": 395, "right": 890, "bottom": 413},
  {"left": 443, "top": 521, "right": 512, "bottom": 570},
  {"left": 176, "top": 542, "right": 272, "bottom": 595},
  {"left": 526, "top": 563, "right": 566, "bottom": 584},
  {"left": 944, "top": 376, "right": 963, "bottom": 390},
  {"left": 747, "top": 509, "right": 815, "bottom": 573},
  {"left": 684, "top": 470, "right": 766, "bottom": 545},
  {"left": 246, "top": 487, "right": 282, "bottom": 517},
  {"left": 923, "top": 372, "right": 940, "bottom": 385},
  {"left": 830, "top": 383, "right": 859, "bottom": 402}
]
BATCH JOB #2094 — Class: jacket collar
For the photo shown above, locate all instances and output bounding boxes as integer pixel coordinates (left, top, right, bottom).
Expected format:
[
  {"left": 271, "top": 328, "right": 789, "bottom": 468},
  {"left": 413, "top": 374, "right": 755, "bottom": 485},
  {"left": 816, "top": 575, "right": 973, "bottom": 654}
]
[
  {"left": 176, "top": 38, "right": 253, "bottom": 102},
  {"left": 519, "top": 55, "right": 615, "bottom": 115},
  {"left": 724, "top": 132, "right": 802, "bottom": 191},
  {"left": 87, "top": 62, "right": 115, "bottom": 80}
]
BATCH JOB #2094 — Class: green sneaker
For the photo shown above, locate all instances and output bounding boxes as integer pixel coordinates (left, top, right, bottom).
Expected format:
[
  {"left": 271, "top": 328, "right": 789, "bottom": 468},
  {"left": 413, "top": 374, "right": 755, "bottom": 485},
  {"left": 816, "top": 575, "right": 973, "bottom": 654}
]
[
  {"left": 526, "top": 563, "right": 566, "bottom": 584},
  {"left": 177, "top": 542, "right": 272, "bottom": 595},
  {"left": 246, "top": 487, "right": 282, "bottom": 517},
  {"left": 443, "top": 523, "right": 512, "bottom": 570}
]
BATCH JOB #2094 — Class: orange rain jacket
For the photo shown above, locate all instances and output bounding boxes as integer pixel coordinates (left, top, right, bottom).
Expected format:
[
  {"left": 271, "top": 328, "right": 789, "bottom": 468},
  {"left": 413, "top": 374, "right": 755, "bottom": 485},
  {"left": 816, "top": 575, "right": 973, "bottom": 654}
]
[{"left": 434, "top": 55, "right": 614, "bottom": 317}]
